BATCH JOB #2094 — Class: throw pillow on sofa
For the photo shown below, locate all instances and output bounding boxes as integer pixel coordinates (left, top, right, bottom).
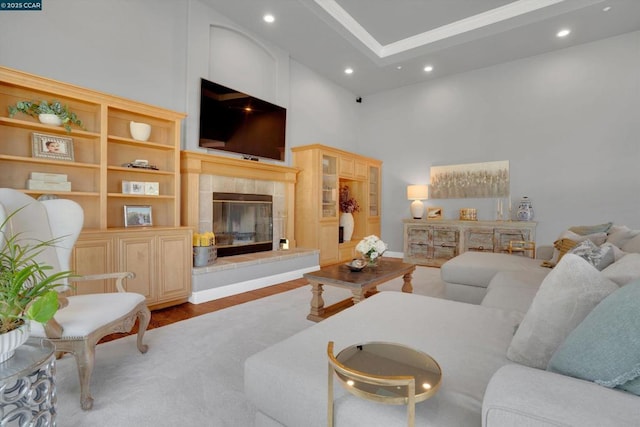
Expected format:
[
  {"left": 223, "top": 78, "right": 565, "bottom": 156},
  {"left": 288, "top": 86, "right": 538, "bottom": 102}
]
[
  {"left": 606, "top": 225, "right": 640, "bottom": 248},
  {"left": 507, "top": 254, "right": 619, "bottom": 370},
  {"left": 548, "top": 280, "right": 640, "bottom": 396},
  {"left": 568, "top": 222, "right": 612, "bottom": 235},
  {"left": 541, "top": 230, "right": 607, "bottom": 268},
  {"left": 567, "top": 239, "right": 615, "bottom": 271}
]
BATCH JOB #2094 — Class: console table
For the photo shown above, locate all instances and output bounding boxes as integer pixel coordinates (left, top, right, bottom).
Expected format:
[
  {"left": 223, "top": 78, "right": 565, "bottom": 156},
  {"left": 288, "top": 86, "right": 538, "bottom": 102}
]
[
  {"left": 0, "top": 338, "right": 56, "bottom": 426},
  {"left": 403, "top": 219, "right": 536, "bottom": 267}
]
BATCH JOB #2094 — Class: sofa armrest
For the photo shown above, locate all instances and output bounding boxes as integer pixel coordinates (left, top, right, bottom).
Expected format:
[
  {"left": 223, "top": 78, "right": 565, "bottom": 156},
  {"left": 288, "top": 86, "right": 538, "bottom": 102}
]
[
  {"left": 535, "top": 245, "right": 553, "bottom": 260},
  {"left": 483, "top": 364, "right": 640, "bottom": 427}
]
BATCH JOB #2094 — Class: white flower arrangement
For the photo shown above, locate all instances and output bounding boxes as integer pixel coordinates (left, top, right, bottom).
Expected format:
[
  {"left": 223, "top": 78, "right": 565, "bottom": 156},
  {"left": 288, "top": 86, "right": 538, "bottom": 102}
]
[{"left": 356, "top": 235, "right": 387, "bottom": 261}]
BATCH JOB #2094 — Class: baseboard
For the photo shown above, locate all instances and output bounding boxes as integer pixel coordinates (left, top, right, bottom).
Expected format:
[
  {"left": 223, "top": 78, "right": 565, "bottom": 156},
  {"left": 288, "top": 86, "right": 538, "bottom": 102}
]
[{"left": 189, "top": 265, "right": 319, "bottom": 304}]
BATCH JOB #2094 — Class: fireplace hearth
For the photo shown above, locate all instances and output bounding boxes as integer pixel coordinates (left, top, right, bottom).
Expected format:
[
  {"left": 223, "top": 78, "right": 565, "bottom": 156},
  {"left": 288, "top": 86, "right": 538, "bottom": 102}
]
[{"left": 213, "top": 192, "right": 273, "bottom": 257}]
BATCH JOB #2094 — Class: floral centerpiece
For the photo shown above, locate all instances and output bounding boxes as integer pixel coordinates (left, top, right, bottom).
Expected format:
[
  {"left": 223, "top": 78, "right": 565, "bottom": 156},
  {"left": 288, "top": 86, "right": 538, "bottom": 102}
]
[
  {"left": 356, "top": 235, "right": 387, "bottom": 266},
  {"left": 339, "top": 185, "right": 360, "bottom": 213}
]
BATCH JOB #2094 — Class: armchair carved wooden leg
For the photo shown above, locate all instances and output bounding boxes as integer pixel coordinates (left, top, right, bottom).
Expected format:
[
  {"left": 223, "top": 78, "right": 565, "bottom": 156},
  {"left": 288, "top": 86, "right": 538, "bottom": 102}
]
[
  {"left": 136, "top": 305, "right": 151, "bottom": 354},
  {"left": 73, "top": 339, "right": 97, "bottom": 410}
]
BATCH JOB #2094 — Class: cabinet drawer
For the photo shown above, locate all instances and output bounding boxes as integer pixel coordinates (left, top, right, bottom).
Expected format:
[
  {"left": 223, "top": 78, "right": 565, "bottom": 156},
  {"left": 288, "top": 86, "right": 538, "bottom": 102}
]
[
  {"left": 495, "top": 228, "right": 532, "bottom": 252},
  {"left": 465, "top": 228, "right": 494, "bottom": 252},
  {"left": 433, "top": 228, "right": 458, "bottom": 244},
  {"left": 407, "top": 226, "right": 430, "bottom": 243}
]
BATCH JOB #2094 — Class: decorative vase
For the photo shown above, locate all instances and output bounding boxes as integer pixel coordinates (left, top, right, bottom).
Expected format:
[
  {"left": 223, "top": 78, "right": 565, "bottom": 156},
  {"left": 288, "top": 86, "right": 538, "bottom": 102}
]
[
  {"left": 339, "top": 212, "right": 354, "bottom": 242},
  {"left": 130, "top": 121, "right": 152, "bottom": 141},
  {"left": 38, "top": 113, "right": 62, "bottom": 126},
  {"left": 365, "top": 255, "right": 378, "bottom": 267},
  {"left": 516, "top": 196, "right": 534, "bottom": 221},
  {"left": 0, "top": 322, "right": 30, "bottom": 363}
]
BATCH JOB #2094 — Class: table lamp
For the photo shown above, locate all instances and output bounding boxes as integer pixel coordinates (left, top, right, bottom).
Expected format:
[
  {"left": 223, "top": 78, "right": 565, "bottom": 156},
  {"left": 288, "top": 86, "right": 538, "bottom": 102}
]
[{"left": 407, "top": 184, "right": 429, "bottom": 219}]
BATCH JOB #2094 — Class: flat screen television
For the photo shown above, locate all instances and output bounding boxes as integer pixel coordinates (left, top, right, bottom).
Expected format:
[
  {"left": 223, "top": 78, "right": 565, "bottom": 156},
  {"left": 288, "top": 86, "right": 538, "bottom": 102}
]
[{"left": 199, "top": 78, "right": 286, "bottom": 161}]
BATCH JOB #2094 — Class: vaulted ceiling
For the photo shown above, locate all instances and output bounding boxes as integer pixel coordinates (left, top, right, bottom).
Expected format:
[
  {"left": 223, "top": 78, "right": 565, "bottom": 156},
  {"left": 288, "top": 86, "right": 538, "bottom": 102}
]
[{"left": 201, "top": 0, "right": 640, "bottom": 96}]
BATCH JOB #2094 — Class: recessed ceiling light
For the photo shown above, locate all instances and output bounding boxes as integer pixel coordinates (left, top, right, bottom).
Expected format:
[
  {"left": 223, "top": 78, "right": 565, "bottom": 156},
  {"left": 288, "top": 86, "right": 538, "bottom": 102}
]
[
  {"left": 263, "top": 14, "right": 275, "bottom": 23},
  {"left": 344, "top": 67, "right": 354, "bottom": 75},
  {"left": 556, "top": 29, "right": 571, "bottom": 38},
  {"left": 603, "top": 6, "right": 612, "bottom": 12},
  {"left": 396, "top": 66, "right": 403, "bottom": 70},
  {"left": 424, "top": 65, "right": 434, "bottom": 73}
]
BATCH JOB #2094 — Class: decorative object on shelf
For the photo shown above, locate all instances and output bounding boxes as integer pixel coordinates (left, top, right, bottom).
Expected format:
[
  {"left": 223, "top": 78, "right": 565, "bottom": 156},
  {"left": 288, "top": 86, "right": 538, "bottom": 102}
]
[
  {"left": 430, "top": 160, "right": 509, "bottom": 199},
  {"left": 122, "top": 159, "right": 159, "bottom": 170},
  {"left": 407, "top": 184, "right": 429, "bottom": 219},
  {"left": 356, "top": 235, "right": 387, "bottom": 267},
  {"left": 8, "top": 100, "right": 85, "bottom": 132},
  {"left": 516, "top": 196, "right": 534, "bottom": 221},
  {"left": 346, "top": 258, "right": 366, "bottom": 272},
  {"left": 31, "top": 132, "right": 74, "bottom": 161},
  {"left": 339, "top": 185, "right": 360, "bottom": 242},
  {"left": 129, "top": 121, "right": 152, "bottom": 141},
  {"left": 427, "top": 206, "right": 443, "bottom": 220},
  {"left": 144, "top": 182, "right": 159, "bottom": 196},
  {"left": 123, "top": 205, "right": 153, "bottom": 227},
  {"left": 459, "top": 208, "right": 478, "bottom": 221},
  {"left": 193, "top": 232, "right": 217, "bottom": 267},
  {"left": 0, "top": 209, "right": 73, "bottom": 362},
  {"left": 121, "top": 180, "right": 145, "bottom": 195}
]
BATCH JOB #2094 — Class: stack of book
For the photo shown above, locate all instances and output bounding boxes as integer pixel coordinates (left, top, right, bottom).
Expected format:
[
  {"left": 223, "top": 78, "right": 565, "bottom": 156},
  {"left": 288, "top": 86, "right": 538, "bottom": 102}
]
[{"left": 26, "top": 172, "right": 71, "bottom": 191}]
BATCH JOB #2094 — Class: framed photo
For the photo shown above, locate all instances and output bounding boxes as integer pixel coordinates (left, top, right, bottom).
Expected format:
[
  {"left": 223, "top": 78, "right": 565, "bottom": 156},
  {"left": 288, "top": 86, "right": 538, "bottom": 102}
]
[
  {"left": 122, "top": 181, "right": 146, "bottom": 195},
  {"left": 427, "top": 206, "right": 443, "bottom": 220},
  {"left": 124, "top": 205, "right": 153, "bottom": 227},
  {"left": 32, "top": 132, "right": 74, "bottom": 161}
]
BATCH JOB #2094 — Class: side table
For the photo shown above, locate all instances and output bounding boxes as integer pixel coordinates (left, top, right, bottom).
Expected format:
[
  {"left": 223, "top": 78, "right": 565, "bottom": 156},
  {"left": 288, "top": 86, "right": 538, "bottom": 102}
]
[{"left": 0, "top": 338, "right": 56, "bottom": 426}]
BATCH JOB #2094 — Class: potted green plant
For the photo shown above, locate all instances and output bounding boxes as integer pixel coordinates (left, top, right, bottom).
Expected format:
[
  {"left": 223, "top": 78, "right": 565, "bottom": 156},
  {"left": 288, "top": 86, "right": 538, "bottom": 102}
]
[
  {"left": 0, "top": 209, "right": 74, "bottom": 361},
  {"left": 8, "top": 100, "right": 85, "bottom": 132}
]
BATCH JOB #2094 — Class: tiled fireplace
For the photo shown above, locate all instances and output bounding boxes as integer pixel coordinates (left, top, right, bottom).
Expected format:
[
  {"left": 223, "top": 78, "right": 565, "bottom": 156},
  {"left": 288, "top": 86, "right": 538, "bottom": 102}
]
[{"left": 180, "top": 151, "right": 319, "bottom": 303}]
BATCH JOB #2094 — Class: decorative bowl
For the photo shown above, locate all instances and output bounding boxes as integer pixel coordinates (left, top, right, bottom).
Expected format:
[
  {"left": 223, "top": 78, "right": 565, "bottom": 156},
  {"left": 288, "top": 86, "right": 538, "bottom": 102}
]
[
  {"left": 38, "top": 113, "right": 62, "bottom": 126},
  {"left": 346, "top": 259, "right": 366, "bottom": 272},
  {"left": 130, "top": 121, "right": 152, "bottom": 141}
]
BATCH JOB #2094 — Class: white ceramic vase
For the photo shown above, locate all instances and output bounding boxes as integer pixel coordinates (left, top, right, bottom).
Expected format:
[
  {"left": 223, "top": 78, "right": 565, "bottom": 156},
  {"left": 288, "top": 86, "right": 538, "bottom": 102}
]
[
  {"left": 38, "top": 113, "right": 62, "bottom": 126},
  {"left": 339, "top": 212, "right": 354, "bottom": 242},
  {"left": 129, "top": 121, "right": 152, "bottom": 141},
  {"left": 0, "top": 322, "right": 30, "bottom": 363}
]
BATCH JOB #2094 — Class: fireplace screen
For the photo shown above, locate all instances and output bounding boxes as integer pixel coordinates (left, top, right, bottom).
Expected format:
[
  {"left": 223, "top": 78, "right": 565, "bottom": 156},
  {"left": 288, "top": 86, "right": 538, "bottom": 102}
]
[{"left": 212, "top": 192, "right": 273, "bottom": 257}]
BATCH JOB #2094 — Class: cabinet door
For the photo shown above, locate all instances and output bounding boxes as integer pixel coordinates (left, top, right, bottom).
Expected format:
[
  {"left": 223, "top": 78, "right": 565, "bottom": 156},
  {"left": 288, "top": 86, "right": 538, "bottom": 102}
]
[
  {"left": 355, "top": 160, "right": 368, "bottom": 179},
  {"left": 339, "top": 156, "right": 354, "bottom": 178},
  {"left": 319, "top": 221, "right": 339, "bottom": 266},
  {"left": 405, "top": 225, "right": 431, "bottom": 261},
  {"left": 117, "top": 234, "right": 156, "bottom": 302},
  {"left": 156, "top": 231, "right": 191, "bottom": 303},
  {"left": 322, "top": 154, "right": 338, "bottom": 219},
  {"left": 464, "top": 228, "right": 494, "bottom": 252},
  {"left": 495, "top": 228, "right": 532, "bottom": 253},
  {"left": 70, "top": 236, "right": 115, "bottom": 295},
  {"left": 432, "top": 227, "right": 459, "bottom": 260}
]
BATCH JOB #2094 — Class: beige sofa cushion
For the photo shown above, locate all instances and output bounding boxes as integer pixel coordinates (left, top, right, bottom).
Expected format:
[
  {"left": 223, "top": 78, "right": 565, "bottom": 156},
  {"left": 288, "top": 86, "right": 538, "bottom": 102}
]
[
  {"left": 507, "top": 254, "right": 618, "bottom": 369},
  {"left": 601, "top": 253, "right": 640, "bottom": 286}
]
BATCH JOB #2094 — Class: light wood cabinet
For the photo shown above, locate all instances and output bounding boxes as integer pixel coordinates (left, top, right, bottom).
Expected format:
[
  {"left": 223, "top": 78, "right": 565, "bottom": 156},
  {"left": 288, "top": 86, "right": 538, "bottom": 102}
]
[
  {"left": 0, "top": 66, "right": 191, "bottom": 309},
  {"left": 293, "top": 144, "right": 382, "bottom": 266},
  {"left": 72, "top": 228, "right": 192, "bottom": 309},
  {"left": 403, "top": 219, "right": 536, "bottom": 267}
]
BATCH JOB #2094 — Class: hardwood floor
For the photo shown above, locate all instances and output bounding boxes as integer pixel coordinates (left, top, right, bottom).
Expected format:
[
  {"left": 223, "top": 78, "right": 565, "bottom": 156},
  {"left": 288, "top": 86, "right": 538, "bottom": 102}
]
[{"left": 100, "top": 277, "right": 308, "bottom": 344}]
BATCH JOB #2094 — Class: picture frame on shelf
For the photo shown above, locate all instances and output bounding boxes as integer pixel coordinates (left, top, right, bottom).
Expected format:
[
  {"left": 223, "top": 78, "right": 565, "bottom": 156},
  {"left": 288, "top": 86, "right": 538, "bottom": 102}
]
[
  {"left": 124, "top": 205, "right": 153, "bottom": 227},
  {"left": 427, "top": 207, "right": 443, "bottom": 220},
  {"left": 122, "top": 180, "right": 146, "bottom": 195},
  {"left": 31, "top": 132, "right": 74, "bottom": 161},
  {"left": 144, "top": 182, "right": 159, "bottom": 196}
]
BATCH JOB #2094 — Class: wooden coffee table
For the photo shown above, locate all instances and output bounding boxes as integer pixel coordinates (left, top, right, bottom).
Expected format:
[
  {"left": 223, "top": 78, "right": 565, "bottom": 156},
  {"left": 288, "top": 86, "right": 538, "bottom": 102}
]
[{"left": 305, "top": 259, "right": 416, "bottom": 321}]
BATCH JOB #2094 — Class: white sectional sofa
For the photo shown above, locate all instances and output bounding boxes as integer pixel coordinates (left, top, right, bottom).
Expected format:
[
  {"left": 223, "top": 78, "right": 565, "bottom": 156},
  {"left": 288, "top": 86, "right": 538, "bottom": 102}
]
[{"left": 244, "top": 226, "right": 640, "bottom": 426}]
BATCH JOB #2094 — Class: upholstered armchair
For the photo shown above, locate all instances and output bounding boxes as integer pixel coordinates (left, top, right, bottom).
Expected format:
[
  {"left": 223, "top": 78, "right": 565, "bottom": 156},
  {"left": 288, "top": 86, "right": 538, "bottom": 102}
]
[{"left": 0, "top": 188, "right": 151, "bottom": 410}]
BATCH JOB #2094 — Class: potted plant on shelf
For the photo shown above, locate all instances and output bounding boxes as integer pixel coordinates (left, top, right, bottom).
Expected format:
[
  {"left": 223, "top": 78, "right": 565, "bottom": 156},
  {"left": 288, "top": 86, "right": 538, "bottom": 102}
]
[
  {"left": 0, "top": 209, "right": 74, "bottom": 362},
  {"left": 8, "top": 100, "right": 85, "bottom": 132}
]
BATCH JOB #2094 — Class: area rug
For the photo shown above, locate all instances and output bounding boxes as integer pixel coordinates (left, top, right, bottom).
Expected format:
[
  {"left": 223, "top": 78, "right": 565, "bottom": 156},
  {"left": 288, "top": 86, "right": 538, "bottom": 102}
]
[{"left": 54, "top": 266, "right": 444, "bottom": 426}]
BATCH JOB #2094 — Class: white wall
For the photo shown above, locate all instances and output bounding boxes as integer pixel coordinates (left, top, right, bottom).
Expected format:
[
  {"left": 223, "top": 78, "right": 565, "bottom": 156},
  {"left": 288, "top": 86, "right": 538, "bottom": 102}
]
[
  {"left": 359, "top": 31, "right": 640, "bottom": 250},
  {"left": 0, "top": 0, "right": 188, "bottom": 112}
]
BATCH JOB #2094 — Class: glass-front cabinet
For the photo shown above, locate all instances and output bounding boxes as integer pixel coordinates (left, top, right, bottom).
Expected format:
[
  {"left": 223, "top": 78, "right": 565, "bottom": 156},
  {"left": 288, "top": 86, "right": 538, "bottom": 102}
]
[
  {"left": 322, "top": 154, "right": 338, "bottom": 218},
  {"left": 292, "top": 144, "right": 382, "bottom": 266},
  {"left": 368, "top": 165, "right": 380, "bottom": 217}
]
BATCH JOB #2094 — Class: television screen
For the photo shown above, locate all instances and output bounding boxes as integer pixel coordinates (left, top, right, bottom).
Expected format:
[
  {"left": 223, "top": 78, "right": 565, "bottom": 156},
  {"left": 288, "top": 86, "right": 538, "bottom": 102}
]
[{"left": 199, "top": 78, "right": 286, "bottom": 161}]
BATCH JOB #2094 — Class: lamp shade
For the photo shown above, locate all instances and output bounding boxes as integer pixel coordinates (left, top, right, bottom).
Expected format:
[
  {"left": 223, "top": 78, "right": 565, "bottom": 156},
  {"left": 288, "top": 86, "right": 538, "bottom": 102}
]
[{"left": 407, "top": 185, "right": 428, "bottom": 200}]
